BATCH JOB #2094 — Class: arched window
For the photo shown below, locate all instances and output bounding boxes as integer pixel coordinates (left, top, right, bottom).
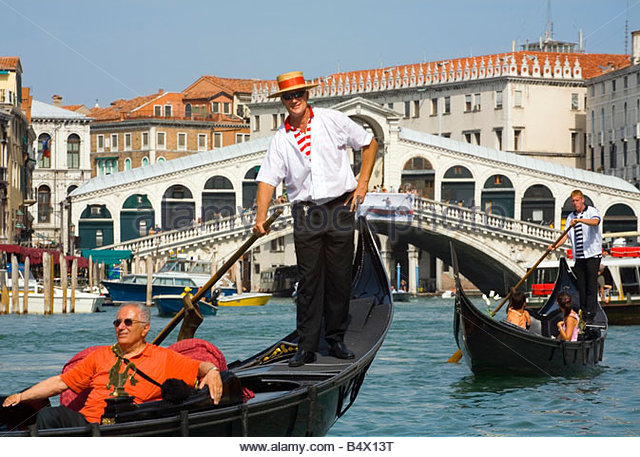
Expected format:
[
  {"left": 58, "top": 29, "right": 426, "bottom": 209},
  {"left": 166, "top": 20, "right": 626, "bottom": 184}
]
[
  {"left": 67, "top": 134, "right": 80, "bottom": 169},
  {"left": 157, "top": 157, "right": 165, "bottom": 163},
  {"left": 441, "top": 165, "right": 474, "bottom": 207},
  {"left": 37, "top": 185, "right": 51, "bottom": 223},
  {"left": 243, "top": 166, "right": 260, "bottom": 209},
  {"left": 604, "top": 203, "right": 637, "bottom": 234},
  {"left": 141, "top": 157, "right": 149, "bottom": 167},
  {"left": 185, "top": 103, "right": 192, "bottom": 118},
  {"left": 401, "top": 156, "right": 434, "bottom": 198},
  {"left": 203, "top": 175, "right": 236, "bottom": 219},
  {"left": 521, "top": 184, "right": 555, "bottom": 226},
  {"left": 38, "top": 133, "right": 51, "bottom": 168},
  {"left": 124, "top": 158, "right": 132, "bottom": 170},
  {"left": 481, "top": 174, "right": 515, "bottom": 217}
]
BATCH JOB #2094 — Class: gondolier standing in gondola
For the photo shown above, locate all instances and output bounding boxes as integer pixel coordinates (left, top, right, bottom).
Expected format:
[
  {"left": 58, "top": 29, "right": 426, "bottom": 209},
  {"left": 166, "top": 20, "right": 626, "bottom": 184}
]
[
  {"left": 253, "top": 71, "right": 378, "bottom": 367},
  {"left": 550, "top": 189, "right": 602, "bottom": 323}
]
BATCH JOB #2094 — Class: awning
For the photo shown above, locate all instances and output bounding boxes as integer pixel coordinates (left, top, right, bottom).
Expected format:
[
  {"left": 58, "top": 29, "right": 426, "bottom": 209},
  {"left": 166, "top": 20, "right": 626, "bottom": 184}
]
[
  {"left": 0, "top": 245, "right": 88, "bottom": 268},
  {"left": 81, "top": 249, "right": 132, "bottom": 266}
]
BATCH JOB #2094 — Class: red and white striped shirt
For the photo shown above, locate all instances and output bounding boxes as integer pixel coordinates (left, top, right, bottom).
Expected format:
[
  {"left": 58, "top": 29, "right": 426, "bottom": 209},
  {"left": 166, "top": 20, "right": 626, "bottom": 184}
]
[
  {"left": 286, "top": 108, "right": 312, "bottom": 161},
  {"left": 257, "top": 107, "right": 373, "bottom": 203}
]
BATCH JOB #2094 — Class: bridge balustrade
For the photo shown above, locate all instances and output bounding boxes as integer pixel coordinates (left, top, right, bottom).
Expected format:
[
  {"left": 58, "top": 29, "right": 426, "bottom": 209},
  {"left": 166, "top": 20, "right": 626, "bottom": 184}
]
[
  {"left": 410, "top": 197, "right": 563, "bottom": 246},
  {"left": 97, "top": 205, "right": 292, "bottom": 259}
]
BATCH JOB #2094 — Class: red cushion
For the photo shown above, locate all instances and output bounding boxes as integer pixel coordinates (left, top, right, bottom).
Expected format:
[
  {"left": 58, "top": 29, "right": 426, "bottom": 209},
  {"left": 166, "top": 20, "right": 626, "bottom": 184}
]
[
  {"left": 168, "top": 338, "right": 255, "bottom": 402},
  {"left": 168, "top": 338, "right": 228, "bottom": 371}
]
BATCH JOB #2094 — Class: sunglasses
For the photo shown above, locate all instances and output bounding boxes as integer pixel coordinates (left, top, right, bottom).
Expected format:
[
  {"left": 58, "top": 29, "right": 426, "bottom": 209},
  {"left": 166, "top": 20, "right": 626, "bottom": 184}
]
[
  {"left": 282, "top": 90, "right": 306, "bottom": 101},
  {"left": 113, "top": 318, "right": 147, "bottom": 328}
]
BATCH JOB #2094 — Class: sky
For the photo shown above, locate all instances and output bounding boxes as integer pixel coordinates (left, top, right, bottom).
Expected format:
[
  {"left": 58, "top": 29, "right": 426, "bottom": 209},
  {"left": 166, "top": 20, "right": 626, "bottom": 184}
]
[{"left": 2, "top": 0, "right": 639, "bottom": 108}]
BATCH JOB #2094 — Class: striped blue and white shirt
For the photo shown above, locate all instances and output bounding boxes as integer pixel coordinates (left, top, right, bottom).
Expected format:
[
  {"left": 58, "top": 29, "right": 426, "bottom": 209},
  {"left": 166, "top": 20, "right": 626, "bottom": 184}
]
[{"left": 566, "top": 205, "right": 602, "bottom": 259}]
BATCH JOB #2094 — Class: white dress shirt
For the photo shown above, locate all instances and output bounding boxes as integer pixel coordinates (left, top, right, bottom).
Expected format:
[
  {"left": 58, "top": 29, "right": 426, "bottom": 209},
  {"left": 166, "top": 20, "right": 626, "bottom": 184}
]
[
  {"left": 256, "top": 107, "right": 373, "bottom": 204},
  {"left": 566, "top": 205, "right": 602, "bottom": 258}
]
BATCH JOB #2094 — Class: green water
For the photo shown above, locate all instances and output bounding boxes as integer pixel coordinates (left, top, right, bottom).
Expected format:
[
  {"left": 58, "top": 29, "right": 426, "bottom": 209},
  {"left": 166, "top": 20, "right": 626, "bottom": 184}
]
[{"left": 0, "top": 297, "right": 638, "bottom": 436}]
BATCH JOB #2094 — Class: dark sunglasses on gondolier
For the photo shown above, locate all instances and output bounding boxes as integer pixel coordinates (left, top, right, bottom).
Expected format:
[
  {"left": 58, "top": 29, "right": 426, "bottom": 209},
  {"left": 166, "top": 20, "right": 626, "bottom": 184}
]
[
  {"left": 282, "top": 90, "right": 306, "bottom": 101},
  {"left": 113, "top": 318, "right": 147, "bottom": 327}
]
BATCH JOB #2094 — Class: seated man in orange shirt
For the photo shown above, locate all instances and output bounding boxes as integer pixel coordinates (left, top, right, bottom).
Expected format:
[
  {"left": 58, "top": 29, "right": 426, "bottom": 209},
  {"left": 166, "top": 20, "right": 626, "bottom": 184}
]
[
  {"left": 2, "top": 303, "right": 222, "bottom": 429},
  {"left": 506, "top": 290, "right": 531, "bottom": 330}
]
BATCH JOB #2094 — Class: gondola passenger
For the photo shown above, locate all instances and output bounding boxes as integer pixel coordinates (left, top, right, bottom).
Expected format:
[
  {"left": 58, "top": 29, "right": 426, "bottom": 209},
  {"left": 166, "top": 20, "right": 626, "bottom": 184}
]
[
  {"left": 1, "top": 303, "right": 223, "bottom": 429},
  {"left": 506, "top": 290, "right": 530, "bottom": 329},
  {"left": 556, "top": 292, "right": 580, "bottom": 341}
]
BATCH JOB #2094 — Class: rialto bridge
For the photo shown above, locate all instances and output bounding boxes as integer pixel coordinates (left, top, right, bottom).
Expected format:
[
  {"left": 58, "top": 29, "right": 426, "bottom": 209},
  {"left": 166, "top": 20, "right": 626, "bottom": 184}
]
[{"left": 69, "top": 98, "right": 640, "bottom": 293}]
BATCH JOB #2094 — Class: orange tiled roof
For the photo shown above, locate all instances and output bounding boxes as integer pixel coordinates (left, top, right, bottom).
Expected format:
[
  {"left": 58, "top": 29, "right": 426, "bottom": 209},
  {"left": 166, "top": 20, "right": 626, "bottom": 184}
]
[
  {"left": 322, "top": 51, "right": 630, "bottom": 84},
  {"left": 183, "top": 75, "right": 260, "bottom": 99},
  {"left": 0, "top": 56, "right": 21, "bottom": 71},
  {"left": 90, "top": 91, "right": 163, "bottom": 120},
  {"left": 62, "top": 104, "right": 84, "bottom": 111},
  {"left": 255, "top": 52, "right": 632, "bottom": 98}
]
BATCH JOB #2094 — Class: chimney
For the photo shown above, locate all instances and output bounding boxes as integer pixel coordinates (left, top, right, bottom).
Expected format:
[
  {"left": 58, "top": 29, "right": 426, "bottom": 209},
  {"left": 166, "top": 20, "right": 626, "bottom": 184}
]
[
  {"left": 52, "top": 94, "right": 63, "bottom": 106},
  {"left": 633, "top": 30, "right": 640, "bottom": 65}
]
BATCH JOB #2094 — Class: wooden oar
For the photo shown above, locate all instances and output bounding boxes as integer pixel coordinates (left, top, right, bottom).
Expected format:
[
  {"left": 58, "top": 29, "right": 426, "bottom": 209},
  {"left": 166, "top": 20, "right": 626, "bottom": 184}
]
[
  {"left": 152, "top": 207, "right": 284, "bottom": 345},
  {"left": 447, "top": 224, "right": 573, "bottom": 363}
]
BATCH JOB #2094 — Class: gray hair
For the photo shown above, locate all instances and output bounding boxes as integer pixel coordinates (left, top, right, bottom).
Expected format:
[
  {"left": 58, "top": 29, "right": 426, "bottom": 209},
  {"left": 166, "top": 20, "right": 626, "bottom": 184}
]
[{"left": 121, "top": 302, "right": 151, "bottom": 323}]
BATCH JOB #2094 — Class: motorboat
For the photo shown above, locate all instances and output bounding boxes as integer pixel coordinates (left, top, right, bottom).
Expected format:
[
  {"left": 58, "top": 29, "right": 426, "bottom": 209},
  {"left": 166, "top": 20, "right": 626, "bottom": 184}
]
[
  {"left": 102, "top": 257, "right": 235, "bottom": 304},
  {"left": 153, "top": 294, "right": 218, "bottom": 318},
  {"left": 216, "top": 292, "right": 271, "bottom": 307}
]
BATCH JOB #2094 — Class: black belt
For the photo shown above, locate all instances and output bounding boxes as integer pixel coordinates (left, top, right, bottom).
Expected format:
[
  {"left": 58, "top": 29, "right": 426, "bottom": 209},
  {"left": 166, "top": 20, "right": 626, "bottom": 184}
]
[{"left": 294, "top": 191, "right": 351, "bottom": 209}]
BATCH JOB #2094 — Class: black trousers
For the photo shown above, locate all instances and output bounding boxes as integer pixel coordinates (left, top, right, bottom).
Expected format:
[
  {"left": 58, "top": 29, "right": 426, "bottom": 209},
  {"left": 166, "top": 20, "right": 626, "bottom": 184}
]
[
  {"left": 573, "top": 256, "right": 601, "bottom": 319},
  {"left": 36, "top": 405, "right": 89, "bottom": 430},
  {"left": 292, "top": 194, "right": 355, "bottom": 352}
]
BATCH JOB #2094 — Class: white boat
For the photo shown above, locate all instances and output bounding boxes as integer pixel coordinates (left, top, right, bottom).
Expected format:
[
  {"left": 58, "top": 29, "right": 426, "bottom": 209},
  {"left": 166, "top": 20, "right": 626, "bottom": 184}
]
[{"left": 5, "top": 285, "right": 104, "bottom": 314}]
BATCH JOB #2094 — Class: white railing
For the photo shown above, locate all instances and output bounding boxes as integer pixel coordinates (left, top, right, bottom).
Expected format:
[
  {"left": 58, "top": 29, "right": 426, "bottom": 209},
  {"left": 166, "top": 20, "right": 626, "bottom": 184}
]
[
  {"left": 98, "top": 204, "right": 291, "bottom": 257},
  {"left": 410, "top": 197, "right": 563, "bottom": 246}
]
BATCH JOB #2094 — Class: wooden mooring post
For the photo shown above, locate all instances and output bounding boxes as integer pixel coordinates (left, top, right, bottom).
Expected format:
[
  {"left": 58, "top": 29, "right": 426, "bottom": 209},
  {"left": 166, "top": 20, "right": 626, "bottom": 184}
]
[
  {"left": 71, "top": 258, "right": 77, "bottom": 313},
  {"left": 43, "top": 252, "right": 52, "bottom": 315},
  {"left": 23, "top": 257, "right": 30, "bottom": 314},
  {"left": 60, "top": 254, "right": 68, "bottom": 313},
  {"left": 11, "top": 254, "right": 19, "bottom": 314},
  {"left": 146, "top": 256, "right": 153, "bottom": 307}
]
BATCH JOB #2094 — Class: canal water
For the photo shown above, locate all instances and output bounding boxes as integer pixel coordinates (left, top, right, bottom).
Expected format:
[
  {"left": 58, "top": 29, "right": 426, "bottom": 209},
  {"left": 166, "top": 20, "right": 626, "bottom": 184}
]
[{"left": 0, "top": 296, "right": 638, "bottom": 437}]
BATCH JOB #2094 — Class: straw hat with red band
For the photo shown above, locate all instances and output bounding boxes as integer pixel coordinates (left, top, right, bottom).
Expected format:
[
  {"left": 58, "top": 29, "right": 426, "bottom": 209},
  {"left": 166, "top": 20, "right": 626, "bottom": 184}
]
[{"left": 268, "top": 71, "right": 319, "bottom": 98}]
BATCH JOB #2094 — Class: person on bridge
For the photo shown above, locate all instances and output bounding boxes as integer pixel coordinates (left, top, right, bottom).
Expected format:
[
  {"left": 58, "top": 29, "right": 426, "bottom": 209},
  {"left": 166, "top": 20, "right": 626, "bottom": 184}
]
[
  {"left": 1, "top": 303, "right": 223, "bottom": 428},
  {"left": 550, "top": 189, "right": 602, "bottom": 323},
  {"left": 253, "top": 70, "right": 378, "bottom": 367}
]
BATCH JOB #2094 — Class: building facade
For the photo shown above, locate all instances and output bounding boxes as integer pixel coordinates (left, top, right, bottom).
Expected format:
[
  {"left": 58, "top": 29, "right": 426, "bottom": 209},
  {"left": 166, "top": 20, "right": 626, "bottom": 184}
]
[
  {"left": 586, "top": 31, "right": 640, "bottom": 189},
  {"left": 249, "top": 50, "right": 629, "bottom": 174},
  {"left": 0, "top": 57, "right": 36, "bottom": 244},
  {"left": 88, "top": 76, "right": 259, "bottom": 179},
  {"left": 29, "top": 99, "right": 92, "bottom": 250}
]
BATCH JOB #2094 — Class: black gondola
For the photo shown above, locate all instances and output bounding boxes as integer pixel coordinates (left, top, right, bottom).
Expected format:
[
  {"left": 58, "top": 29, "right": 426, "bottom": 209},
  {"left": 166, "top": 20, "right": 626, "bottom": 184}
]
[
  {"left": 451, "top": 243, "right": 608, "bottom": 376},
  {"left": 1, "top": 217, "right": 392, "bottom": 437}
]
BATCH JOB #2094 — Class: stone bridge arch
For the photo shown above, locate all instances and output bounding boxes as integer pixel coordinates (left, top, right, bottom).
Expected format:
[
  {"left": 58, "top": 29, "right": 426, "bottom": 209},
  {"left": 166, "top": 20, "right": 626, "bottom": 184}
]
[{"left": 366, "top": 220, "right": 522, "bottom": 295}]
